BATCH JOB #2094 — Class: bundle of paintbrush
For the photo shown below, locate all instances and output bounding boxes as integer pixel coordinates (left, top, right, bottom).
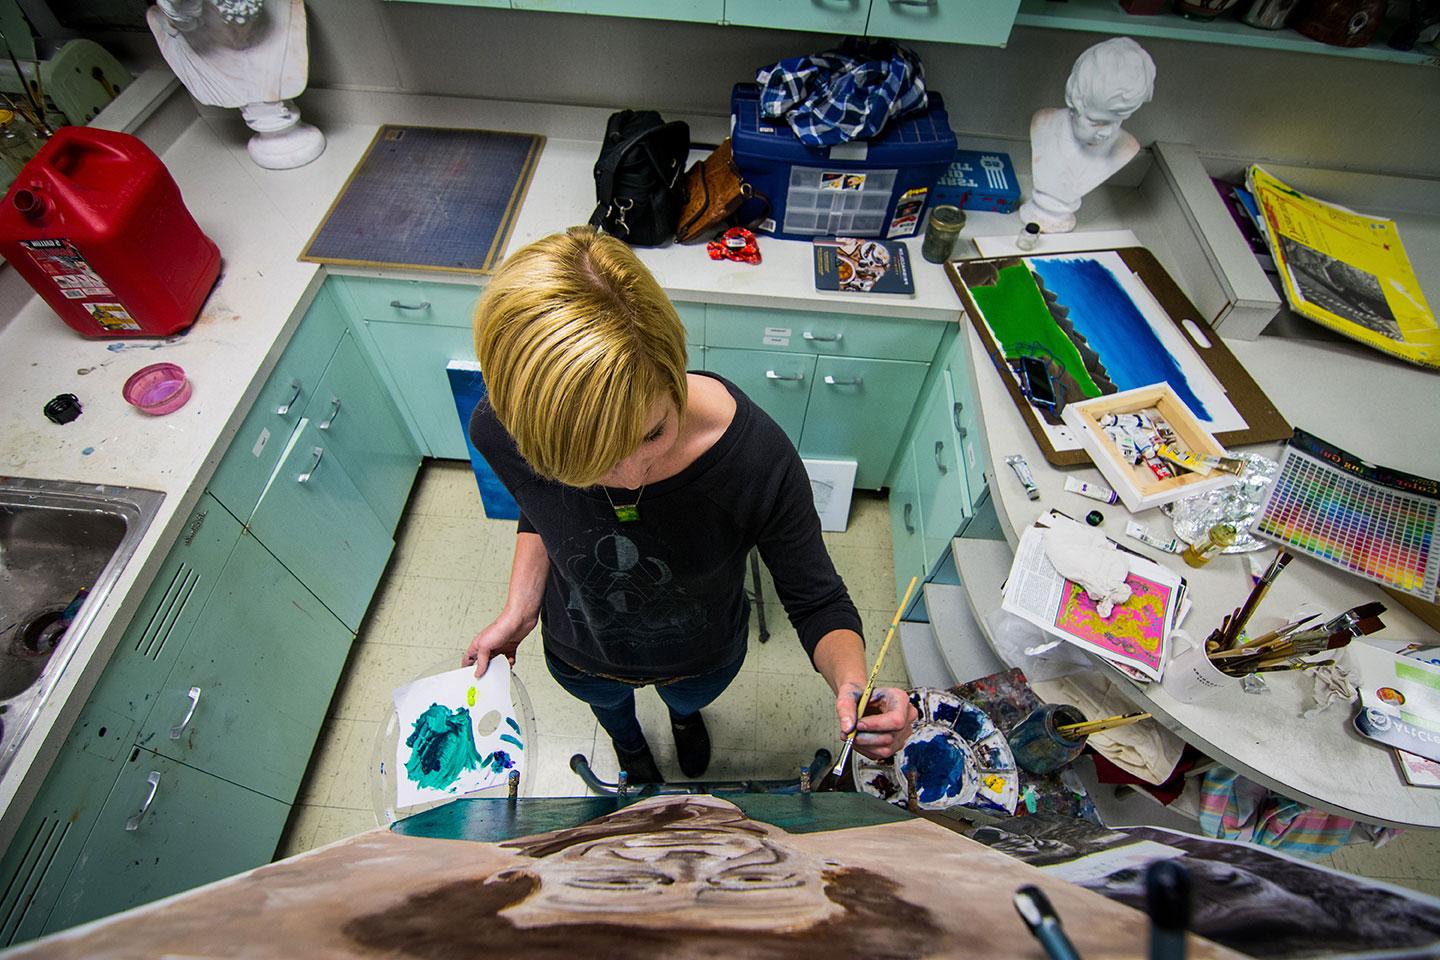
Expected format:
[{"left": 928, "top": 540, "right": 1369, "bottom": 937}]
[
  {"left": 1207, "top": 602, "right": 1386, "bottom": 676},
  {"left": 1205, "top": 552, "right": 1293, "bottom": 654}
]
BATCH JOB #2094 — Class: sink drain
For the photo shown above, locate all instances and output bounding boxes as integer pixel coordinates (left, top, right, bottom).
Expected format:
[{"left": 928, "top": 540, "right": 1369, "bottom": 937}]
[{"left": 15, "top": 610, "right": 68, "bottom": 659}]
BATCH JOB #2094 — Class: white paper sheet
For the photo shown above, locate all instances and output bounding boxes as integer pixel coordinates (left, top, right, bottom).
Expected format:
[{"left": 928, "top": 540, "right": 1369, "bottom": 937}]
[{"left": 392, "top": 659, "right": 523, "bottom": 808}]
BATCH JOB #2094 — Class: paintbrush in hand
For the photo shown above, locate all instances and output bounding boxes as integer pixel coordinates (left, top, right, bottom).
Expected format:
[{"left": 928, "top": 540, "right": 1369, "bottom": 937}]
[{"left": 824, "top": 575, "right": 919, "bottom": 786}]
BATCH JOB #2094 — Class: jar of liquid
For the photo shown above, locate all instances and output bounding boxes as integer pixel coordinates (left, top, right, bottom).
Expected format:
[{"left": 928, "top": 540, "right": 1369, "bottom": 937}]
[
  {"left": 1183, "top": 522, "right": 1237, "bottom": 568},
  {"left": 1016, "top": 221, "right": 1040, "bottom": 251},
  {"left": 1008, "top": 703, "right": 1087, "bottom": 775},
  {"left": 921, "top": 205, "right": 965, "bottom": 263}
]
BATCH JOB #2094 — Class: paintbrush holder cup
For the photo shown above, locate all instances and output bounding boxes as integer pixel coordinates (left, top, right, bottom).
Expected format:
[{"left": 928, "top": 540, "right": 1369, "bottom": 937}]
[
  {"left": 1008, "top": 704, "right": 1087, "bottom": 775},
  {"left": 1162, "top": 638, "right": 1240, "bottom": 703}
]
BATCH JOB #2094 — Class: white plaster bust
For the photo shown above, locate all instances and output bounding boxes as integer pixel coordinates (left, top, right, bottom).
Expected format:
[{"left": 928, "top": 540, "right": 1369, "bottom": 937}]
[
  {"left": 148, "top": 0, "right": 325, "bottom": 169},
  {"left": 1019, "top": 37, "right": 1156, "bottom": 234}
]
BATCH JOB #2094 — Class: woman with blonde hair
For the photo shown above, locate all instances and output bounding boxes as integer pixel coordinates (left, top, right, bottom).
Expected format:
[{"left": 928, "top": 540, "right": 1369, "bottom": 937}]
[{"left": 463, "top": 226, "right": 914, "bottom": 783}]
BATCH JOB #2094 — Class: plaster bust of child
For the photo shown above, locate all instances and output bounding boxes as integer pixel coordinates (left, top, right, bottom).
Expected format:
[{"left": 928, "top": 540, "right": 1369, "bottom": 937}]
[
  {"left": 1019, "top": 37, "right": 1156, "bottom": 234},
  {"left": 148, "top": 0, "right": 325, "bottom": 169}
]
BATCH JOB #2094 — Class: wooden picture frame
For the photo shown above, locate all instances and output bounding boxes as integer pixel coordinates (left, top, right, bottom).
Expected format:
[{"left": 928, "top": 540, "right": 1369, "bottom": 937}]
[{"left": 1061, "top": 384, "right": 1236, "bottom": 512}]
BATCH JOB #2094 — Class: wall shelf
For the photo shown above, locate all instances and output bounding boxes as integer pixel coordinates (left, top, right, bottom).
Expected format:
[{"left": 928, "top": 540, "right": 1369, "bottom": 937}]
[{"left": 1012, "top": 0, "right": 1440, "bottom": 68}]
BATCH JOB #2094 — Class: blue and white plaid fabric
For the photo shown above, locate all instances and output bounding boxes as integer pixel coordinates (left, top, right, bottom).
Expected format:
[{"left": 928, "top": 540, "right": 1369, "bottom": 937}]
[{"left": 755, "top": 38, "right": 927, "bottom": 147}]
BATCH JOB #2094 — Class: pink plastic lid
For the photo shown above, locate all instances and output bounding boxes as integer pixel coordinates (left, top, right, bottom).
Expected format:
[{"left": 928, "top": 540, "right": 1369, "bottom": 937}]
[{"left": 123, "top": 362, "right": 191, "bottom": 415}]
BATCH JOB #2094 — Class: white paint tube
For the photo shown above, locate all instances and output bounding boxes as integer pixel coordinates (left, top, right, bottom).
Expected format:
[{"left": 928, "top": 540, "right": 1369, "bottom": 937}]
[
  {"left": 1126, "top": 520, "right": 1182, "bottom": 554},
  {"left": 1005, "top": 454, "right": 1040, "bottom": 500},
  {"left": 1064, "top": 476, "right": 1118, "bottom": 504}
]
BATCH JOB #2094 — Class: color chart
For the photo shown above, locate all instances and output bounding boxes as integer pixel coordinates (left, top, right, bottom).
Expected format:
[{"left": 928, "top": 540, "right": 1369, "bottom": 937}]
[{"left": 1256, "top": 429, "right": 1439, "bottom": 600}]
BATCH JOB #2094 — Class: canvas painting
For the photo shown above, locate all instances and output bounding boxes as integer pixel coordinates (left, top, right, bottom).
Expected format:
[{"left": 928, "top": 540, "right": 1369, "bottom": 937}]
[
  {"left": 11, "top": 795, "right": 1244, "bottom": 959},
  {"left": 958, "top": 252, "right": 1246, "bottom": 453},
  {"left": 393, "top": 660, "right": 525, "bottom": 808}
]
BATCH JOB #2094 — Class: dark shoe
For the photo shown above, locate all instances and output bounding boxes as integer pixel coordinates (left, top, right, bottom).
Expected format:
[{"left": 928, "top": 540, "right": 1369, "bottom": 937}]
[
  {"left": 671, "top": 710, "right": 711, "bottom": 779},
  {"left": 612, "top": 737, "right": 663, "bottom": 785}
]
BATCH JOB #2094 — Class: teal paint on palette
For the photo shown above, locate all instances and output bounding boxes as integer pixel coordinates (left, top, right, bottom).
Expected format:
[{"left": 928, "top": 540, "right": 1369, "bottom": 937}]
[
  {"left": 500, "top": 733, "right": 523, "bottom": 750},
  {"left": 405, "top": 703, "right": 484, "bottom": 791}
]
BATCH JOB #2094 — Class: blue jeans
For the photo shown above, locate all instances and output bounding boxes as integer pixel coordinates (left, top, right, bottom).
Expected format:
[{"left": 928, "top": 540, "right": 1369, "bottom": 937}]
[{"left": 545, "top": 648, "right": 746, "bottom": 753}]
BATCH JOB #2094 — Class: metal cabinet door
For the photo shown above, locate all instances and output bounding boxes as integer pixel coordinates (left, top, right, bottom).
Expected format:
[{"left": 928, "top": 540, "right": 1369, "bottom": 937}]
[
  {"left": 866, "top": 0, "right": 1019, "bottom": 46},
  {"left": 42, "top": 750, "right": 288, "bottom": 936},
  {"left": 887, "top": 445, "right": 928, "bottom": 608},
  {"left": 208, "top": 287, "right": 347, "bottom": 521},
  {"left": 702, "top": 347, "right": 816, "bottom": 447},
  {"left": 304, "top": 331, "right": 420, "bottom": 533},
  {"left": 136, "top": 533, "right": 353, "bottom": 804},
  {"left": 513, "top": 0, "right": 722, "bottom": 21},
  {"left": 799, "top": 356, "right": 927, "bottom": 489},
  {"left": 247, "top": 420, "right": 393, "bottom": 632},
  {"left": 364, "top": 320, "right": 475, "bottom": 460},
  {"left": 913, "top": 373, "right": 972, "bottom": 568}
]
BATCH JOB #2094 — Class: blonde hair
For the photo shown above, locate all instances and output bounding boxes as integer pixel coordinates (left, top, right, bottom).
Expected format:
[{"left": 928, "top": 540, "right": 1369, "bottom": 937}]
[{"left": 473, "top": 226, "right": 688, "bottom": 488}]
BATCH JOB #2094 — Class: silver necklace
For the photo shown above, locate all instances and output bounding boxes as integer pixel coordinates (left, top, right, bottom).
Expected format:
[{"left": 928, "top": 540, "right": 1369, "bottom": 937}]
[{"left": 601, "top": 481, "right": 646, "bottom": 523}]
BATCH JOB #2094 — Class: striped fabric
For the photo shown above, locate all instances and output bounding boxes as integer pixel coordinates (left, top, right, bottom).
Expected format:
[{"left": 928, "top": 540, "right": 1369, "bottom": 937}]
[
  {"left": 755, "top": 38, "right": 927, "bottom": 147},
  {"left": 1199, "top": 766, "right": 1393, "bottom": 860}
]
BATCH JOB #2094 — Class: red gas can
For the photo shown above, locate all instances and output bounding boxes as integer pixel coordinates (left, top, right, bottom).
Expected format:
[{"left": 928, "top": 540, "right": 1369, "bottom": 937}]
[{"left": 0, "top": 127, "right": 220, "bottom": 338}]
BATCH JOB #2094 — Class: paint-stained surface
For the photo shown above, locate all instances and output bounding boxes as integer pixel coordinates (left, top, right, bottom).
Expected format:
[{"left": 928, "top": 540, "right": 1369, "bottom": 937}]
[
  {"left": 7, "top": 796, "right": 1246, "bottom": 960},
  {"left": 404, "top": 703, "right": 484, "bottom": 791}
]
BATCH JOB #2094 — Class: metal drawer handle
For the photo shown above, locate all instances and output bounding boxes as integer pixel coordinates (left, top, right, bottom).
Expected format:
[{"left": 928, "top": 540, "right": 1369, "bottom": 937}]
[
  {"left": 802, "top": 331, "right": 842, "bottom": 343},
  {"left": 389, "top": 299, "right": 431, "bottom": 311},
  {"left": 170, "top": 686, "right": 202, "bottom": 740},
  {"left": 890, "top": 0, "right": 935, "bottom": 6},
  {"left": 765, "top": 370, "right": 805, "bottom": 382},
  {"left": 319, "top": 396, "right": 342, "bottom": 430},
  {"left": 934, "top": 441, "right": 948, "bottom": 473},
  {"left": 297, "top": 446, "right": 325, "bottom": 484},
  {"left": 275, "top": 378, "right": 302, "bottom": 416},
  {"left": 823, "top": 375, "right": 863, "bottom": 387},
  {"left": 125, "top": 771, "right": 161, "bottom": 831},
  {"left": 903, "top": 502, "right": 915, "bottom": 534},
  {"left": 952, "top": 401, "right": 963, "bottom": 433}
]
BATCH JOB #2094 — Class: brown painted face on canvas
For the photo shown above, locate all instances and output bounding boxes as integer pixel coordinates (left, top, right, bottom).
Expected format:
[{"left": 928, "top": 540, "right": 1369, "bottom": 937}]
[
  {"left": 498, "top": 826, "right": 840, "bottom": 931},
  {"left": 597, "top": 395, "right": 678, "bottom": 490}
]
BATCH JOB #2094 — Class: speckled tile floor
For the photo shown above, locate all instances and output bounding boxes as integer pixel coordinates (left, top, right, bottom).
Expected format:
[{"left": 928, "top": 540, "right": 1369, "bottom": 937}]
[{"left": 275, "top": 463, "right": 1440, "bottom": 902}]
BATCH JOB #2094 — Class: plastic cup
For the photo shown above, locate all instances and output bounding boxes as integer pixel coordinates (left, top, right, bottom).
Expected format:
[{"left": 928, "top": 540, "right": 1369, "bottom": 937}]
[{"left": 123, "top": 362, "right": 192, "bottom": 415}]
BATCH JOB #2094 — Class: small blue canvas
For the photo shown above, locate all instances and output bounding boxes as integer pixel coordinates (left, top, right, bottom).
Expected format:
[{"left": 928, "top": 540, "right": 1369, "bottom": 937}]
[{"left": 447, "top": 361, "right": 520, "bottom": 521}]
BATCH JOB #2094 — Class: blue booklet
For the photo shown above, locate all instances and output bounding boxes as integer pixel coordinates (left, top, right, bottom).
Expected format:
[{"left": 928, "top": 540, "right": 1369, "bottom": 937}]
[{"left": 813, "top": 237, "right": 915, "bottom": 295}]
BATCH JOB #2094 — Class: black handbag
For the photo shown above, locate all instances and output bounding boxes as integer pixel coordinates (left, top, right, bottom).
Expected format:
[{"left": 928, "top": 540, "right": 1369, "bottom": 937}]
[{"left": 588, "top": 110, "right": 690, "bottom": 247}]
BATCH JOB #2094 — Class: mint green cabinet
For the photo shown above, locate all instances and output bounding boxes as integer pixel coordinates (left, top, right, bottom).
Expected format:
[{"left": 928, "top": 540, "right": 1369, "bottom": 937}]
[
  {"left": 247, "top": 421, "right": 393, "bottom": 632},
  {"left": 515, "top": 0, "right": 723, "bottom": 20},
  {"left": 799, "top": 356, "right": 927, "bottom": 489},
  {"left": 43, "top": 750, "right": 288, "bottom": 934},
  {"left": 888, "top": 445, "right": 926, "bottom": 606},
  {"left": 673, "top": 301, "right": 705, "bottom": 347},
  {"left": 209, "top": 289, "right": 346, "bottom": 521},
  {"left": 945, "top": 346, "right": 989, "bottom": 509},
  {"left": 702, "top": 347, "right": 815, "bottom": 446},
  {"left": 726, "top": 0, "right": 869, "bottom": 33},
  {"left": 136, "top": 534, "right": 353, "bottom": 804},
  {"left": 303, "top": 331, "right": 420, "bottom": 532},
  {"left": 913, "top": 370, "right": 972, "bottom": 568},
  {"left": 85, "top": 496, "right": 242, "bottom": 726},
  {"left": 706, "top": 304, "right": 942, "bottom": 363},
  {"left": 365, "top": 320, "right": 483, "bottom": 460},
  {"left": 335, "top": 275, "right": 479, "bottom": 329},
  {"left": 866, "top": 0, "right": 1019, "bottom": 45}
]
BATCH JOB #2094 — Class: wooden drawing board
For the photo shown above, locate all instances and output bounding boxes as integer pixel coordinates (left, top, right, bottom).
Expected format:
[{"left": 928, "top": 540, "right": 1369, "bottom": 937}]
[{"left": 947, "top": 247, "right": 1291, "bottom": 466}]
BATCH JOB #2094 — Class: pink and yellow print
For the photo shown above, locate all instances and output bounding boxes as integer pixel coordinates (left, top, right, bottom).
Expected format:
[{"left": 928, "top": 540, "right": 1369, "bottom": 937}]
[{"left": 1054, "top": 573, "right": 1171, "bottom": 673}]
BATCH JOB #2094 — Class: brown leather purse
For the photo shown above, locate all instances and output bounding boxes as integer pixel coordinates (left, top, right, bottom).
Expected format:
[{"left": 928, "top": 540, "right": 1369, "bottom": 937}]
[{"left": 675, "top": 139, "right": 754, "bottom": 244}]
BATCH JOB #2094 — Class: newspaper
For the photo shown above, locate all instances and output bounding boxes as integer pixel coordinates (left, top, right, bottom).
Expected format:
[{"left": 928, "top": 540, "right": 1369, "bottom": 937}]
[
  {"left": 1001, "top": 518, "right": 1184, "bottom": 682},
  {"left": 1248, "top": 165, "right": 1439, "bottom": 369}
]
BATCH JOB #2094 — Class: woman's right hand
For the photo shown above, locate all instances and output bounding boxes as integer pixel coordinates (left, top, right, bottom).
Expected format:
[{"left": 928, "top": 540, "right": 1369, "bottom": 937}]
[{"left": 463, "top": 610, "right": 538, "bottom": 678}]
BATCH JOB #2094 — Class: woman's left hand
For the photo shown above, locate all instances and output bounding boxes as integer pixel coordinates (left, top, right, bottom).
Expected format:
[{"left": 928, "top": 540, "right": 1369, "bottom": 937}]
[{"left": 835, "top": 684, "right": 917, "bottom": 761}]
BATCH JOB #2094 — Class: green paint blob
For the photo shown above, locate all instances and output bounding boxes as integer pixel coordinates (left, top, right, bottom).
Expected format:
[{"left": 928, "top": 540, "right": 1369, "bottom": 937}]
[
  {"left": 969, "top": 263, "right": 1103, "bottom": 398},
  {"left": 404, "top": 703, "right": 483, "bottom": 791}
]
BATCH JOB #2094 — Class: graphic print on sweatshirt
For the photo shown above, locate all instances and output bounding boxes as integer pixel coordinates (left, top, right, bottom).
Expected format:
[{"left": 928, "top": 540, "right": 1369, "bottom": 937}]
[{"left": 562, "top": 530, "right": 708, "bottom": 651}]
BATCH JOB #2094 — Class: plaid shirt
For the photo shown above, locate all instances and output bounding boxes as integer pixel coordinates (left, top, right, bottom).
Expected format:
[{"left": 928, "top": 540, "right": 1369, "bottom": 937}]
[{"left": 755, "top": 38, "right": 928, "bottom": 147}]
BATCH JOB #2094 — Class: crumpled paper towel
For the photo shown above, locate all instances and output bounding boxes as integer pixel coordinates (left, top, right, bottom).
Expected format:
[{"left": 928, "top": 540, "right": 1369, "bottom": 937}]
[{"left": 1043, "top": 524, "right": 1131, "bottom": 617}]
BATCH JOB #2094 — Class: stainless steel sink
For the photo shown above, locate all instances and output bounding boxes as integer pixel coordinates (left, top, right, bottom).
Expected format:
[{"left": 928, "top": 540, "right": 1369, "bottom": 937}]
[{"left": 0, "top": 478, "right": 164, "bottom": 778}]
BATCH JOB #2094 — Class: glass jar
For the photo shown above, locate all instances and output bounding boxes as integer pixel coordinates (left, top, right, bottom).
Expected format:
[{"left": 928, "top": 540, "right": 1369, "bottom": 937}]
[
  {"left": 921, "top": 205, "right": 965, "bottom": 263},
  {"left": 1183, "top": 522, "right": 1238, "bottom": 567}
]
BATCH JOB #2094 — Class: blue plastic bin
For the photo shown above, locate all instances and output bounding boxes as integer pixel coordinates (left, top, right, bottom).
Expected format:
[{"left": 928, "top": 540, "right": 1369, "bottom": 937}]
[{"left": 730, "top": 83, "right": 957, "bottom": 241}]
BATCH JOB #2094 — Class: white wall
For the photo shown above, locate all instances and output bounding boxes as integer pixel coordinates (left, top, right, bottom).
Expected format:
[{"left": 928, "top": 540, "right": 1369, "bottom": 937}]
[{"left": 114, "top": 1, "right": 1440, "bottom": 180}]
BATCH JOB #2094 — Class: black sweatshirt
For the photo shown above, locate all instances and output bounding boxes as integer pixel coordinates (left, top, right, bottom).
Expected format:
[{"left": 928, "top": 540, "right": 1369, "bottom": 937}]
[{"left": 468, "top": 373, "right": 863, "bottom": 680}]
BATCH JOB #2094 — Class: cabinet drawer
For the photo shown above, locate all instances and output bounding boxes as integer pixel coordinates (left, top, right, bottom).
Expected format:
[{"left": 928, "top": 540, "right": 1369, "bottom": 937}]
[
  {"left": 888, "top": 447, "right": 928, "bottom": 609},
  {"left": 799, "top": 356, "right": 927, "bottom": 489},
  {"left": 339, "top": 275, "right": 482, "bottom": 328},
  {"left": 866, "top": 0, "right": 1019, "bottom": 46},
  {"left": 726, "top": 0, "right": 868, "bottom": 33},
  {"left": 702, "top": 347, "right": 815, "bottom": 446},
  {"left": 138, "top": 534, "right": 352, "bottom": 804},
  {"left": 87, "top": 495, "right": 243, "bottom": 725},
  {"left": 209, "top": 288, "right": 347, "bottom": 522},
  {"left": 914, "top": 375, "right": 971, "bottom": 566},
  {"left": 248, "top": 421, "right": 393, "bottom": 632},
  {"left": 706, "top": 304, "right": 943, "bottom": 362},
  {"left": 303, "top": 331, "right": 420, "bottom": 532},
  {"left": 673, "top": 300, "right": 704, "bottom": 347},
  {"left": 514, "top": 0, "right": 722, "bottom": 20},
  {"left": 945, "top": 369, "right": 988, "bottom": 509},
  {"left": 44, "top": 750, "right": 288, "bottom": 936}
]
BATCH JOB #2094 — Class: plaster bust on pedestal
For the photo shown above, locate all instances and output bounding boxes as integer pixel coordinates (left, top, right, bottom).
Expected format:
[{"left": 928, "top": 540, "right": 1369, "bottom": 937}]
[
  {"left": 1019, "top": 38, "right": 1156, "bottom": 234},
  {"left": 148, "top": 0, "right": 325, "bottom": 170}
]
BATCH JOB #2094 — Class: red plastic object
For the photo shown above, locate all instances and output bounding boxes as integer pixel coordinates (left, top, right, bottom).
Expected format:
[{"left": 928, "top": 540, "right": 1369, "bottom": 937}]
[{"left": 0, "top": 127, "right": 220, "bottom": 338}]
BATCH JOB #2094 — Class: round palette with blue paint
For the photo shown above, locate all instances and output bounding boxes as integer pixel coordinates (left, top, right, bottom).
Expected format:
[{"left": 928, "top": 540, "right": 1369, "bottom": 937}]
[{"left": 854, "top": 688, "right": 1019, "bottom": 815}]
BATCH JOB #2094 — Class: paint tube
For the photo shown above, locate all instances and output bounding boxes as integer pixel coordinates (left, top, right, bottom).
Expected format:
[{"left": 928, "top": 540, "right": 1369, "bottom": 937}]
[
  {"left": 1064, "top": 476, "right": 1118, "bottom": 504},
  {"left": 1100, "top": 412, "right": 1153, "bottom": 430},
  {"left": 1005, "top": 454, "right": 1040, "bottom": 500},
  {"left": 1126, "top": 520, "right": 1182, "bottom": 553}
]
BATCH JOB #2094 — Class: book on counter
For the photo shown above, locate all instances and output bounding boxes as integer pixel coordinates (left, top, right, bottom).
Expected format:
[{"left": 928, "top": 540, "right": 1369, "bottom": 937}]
[{"left": 813, "top": 237, "right": 914, "bottom": 296}]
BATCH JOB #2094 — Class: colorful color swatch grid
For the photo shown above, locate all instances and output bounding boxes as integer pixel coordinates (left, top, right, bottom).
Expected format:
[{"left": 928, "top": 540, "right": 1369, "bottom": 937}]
[{"left": 1257, "top": 431, "right": 1439, "bottom": 600}]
